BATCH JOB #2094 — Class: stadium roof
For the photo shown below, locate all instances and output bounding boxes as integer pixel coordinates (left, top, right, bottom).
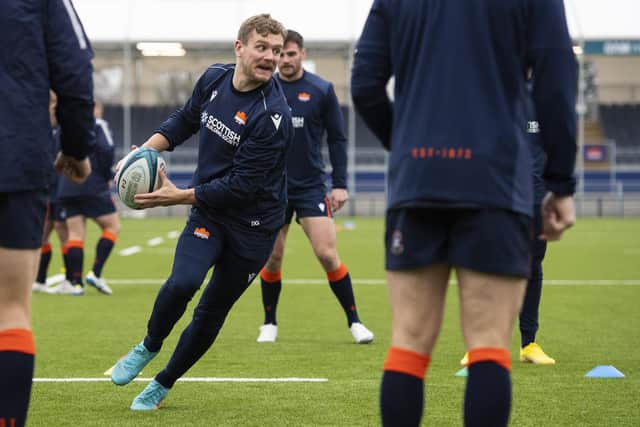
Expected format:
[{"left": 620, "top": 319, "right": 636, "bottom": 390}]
[{"left": 73, "top": 0, "right": 640, "bottom": 43}]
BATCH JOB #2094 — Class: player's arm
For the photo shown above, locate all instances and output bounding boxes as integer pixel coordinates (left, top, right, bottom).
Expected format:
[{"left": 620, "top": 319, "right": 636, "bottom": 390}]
[
  {"left": 194, "top": 111, "right": 291, "bottom": 209},
  {"left": 527, "top": 0, "right": 577, "bottom": 239},
  {"left": 527, "top": 0, "right": 577, "bottom": 197},
  {"left": 46, "top": 0, "right": 95, "bottom": 182},
  {"left": 351, "top": 0, "right": 393, "bottom": 150},
  {"left": 323, "top": 84, "right": 349, "bottom": 211}
]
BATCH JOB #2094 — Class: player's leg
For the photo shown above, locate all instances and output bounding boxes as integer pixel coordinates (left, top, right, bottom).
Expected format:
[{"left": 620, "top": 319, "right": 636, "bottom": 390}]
[
  {"left": 257, "top": 224, "right": 290, "bottom": 342},
  {"left": 0, "top": 190, "right": 46, "bottom": 427},
  {"left": 452, "top": 208, "right": 530, "bottom": 427},
  {"left": 519, "top": 204, "right": 554, "bottom": 364},
  {"left": 300, "top": 211, "right": 373, "bottom": 342},
  {"left": 33, "top": 208, "right": 54, "bottom": 292},
  {"left": 380, "top": 208, "right": 450, "bottom": 426},
  {"left": 86, "top": 210, "right": 120, "bottom": 295},
  {"left": 458, "top": 269, "right": 525, "bottom": 427},
  {"left": 52, "top": 217, "right": 69, "bottom": 282},
  {"left": 381, "top": 265, "right": 450, "bottom": 427},
  {"left": 133, "top": 224, "right": 274, "bottom": 410},
  {"left": 111, "top": 211, "right": 221, "bottom": 386},
  {"left": 61, "top": 211, "right": 86, "bottom": 294}
]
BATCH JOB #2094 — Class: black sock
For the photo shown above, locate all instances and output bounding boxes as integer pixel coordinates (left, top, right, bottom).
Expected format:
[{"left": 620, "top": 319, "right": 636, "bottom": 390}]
[
  {"left": 327, "top": 264, "right": 360, "bottom": 326},
  {"left": 93, "top": 234, "right": 116, "bottom": 277},
  {"left": 260, "top": 269, "right": 281, "bottom": 325},
  {"left": 0, "top": 329, "right": 35, "bottom": 427},
  {"left": 36, "top": 244, "right": 52, "bottom": 284},
  {"left": 380, "top": 371, "right": 424, "bottom": 427},
  {"left": 464, "top": 362, "right": 511, "bottom": 427},
  {"left": 66, "top": 240, "right": 84, "bottom": 285}
]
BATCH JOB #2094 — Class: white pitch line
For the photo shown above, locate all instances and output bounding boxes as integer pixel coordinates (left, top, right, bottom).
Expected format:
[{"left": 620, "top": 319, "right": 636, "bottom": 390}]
[
  {"left": 167, "top": 230, "right": 180, "bottom": 239},
  {"left": 34, "top": 377, "right": 328, "bottom": 383},
  {"left": 103, "top": 278, "right": 640, "bottom": 286},
  {"left": 147, "top": 237, "right": 164, "bottom": 246},
  {"left": 118, "top": 245, "right": 142, "bottom": 256}
]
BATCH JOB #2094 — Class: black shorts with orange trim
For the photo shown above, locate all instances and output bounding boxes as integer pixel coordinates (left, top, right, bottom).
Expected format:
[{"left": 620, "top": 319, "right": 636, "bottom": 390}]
[
  {"left": 284, "top": 189, "right": 332, "bottom": 225},
  {"left": 0, "top": 190, "right": 47, "bottom": 249},
  {"left": 385, "top": 207, "right": 532, "bottom": 278}
]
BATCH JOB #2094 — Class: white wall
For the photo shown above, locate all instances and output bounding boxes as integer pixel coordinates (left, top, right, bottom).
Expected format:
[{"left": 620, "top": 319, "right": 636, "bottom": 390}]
[{"left": 72, "top": 0, "right": 640, "bottom": 43}]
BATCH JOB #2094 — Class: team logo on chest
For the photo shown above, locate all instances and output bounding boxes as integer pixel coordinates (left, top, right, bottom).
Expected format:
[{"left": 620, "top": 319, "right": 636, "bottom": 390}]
[
  {"left": 297, "top": 92, "right": 311, "bottom": 102},
  {"left": 234, "top": 111, "right": 248, "bottom": 126}
]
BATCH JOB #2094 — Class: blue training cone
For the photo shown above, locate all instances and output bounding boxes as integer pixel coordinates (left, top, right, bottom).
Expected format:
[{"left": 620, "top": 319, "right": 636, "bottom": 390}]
[
  {"left": 585, "top": 365, "right": 625, "bottom": 378},
  {"left": 455, "top": 367, "right": 468, "bottom": 377}
]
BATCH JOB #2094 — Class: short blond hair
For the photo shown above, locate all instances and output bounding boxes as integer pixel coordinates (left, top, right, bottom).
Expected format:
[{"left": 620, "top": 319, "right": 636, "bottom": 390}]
[{"left": 237, "top": 14, "right": 287, "bottom": 44}]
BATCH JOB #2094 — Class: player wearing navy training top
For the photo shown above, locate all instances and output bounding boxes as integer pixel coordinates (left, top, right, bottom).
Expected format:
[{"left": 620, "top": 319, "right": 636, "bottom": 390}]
[
  {"left": 109, "top": 14, "right": 292, "bottom": 411},
  {"left": 352, "top": 1, "right": 577, "bottom": 426},
  {"left": 256, "top": 30, "right": 374, "bottom": 345},
  {"left": 0, "top": 1, "right": 95, "bottom": 425},
  {"left": 48, "top": 101, "right": 119, "bottom": 296}
]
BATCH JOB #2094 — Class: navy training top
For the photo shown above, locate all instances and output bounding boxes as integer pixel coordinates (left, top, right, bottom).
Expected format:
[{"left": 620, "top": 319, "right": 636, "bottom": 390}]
[
  {"left": 156, "top": 64, "right": 293, "bottom": 232},
  {"left": 59, "top": 118, "right": 115, "bottom": 199},
  {"left": 0, "top": 0, "right": 95, "bottom": 192},
  {"left": 275, "top": 71, "right": 348, "bottom": 194},
  {"left": 351, "top": 0, "right": 577, "bottom": 216}
]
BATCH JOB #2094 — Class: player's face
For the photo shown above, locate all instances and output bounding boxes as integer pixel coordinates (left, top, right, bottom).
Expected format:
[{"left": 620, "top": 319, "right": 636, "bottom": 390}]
[
  {"left": 277, "top": 42, "right": 305, "bottom": 81},
  {"left": 235, "top": 30, "right": 283, "bottom": 86}
]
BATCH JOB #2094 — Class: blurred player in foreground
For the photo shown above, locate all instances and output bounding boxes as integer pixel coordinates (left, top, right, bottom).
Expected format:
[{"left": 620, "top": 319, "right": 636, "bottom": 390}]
[
  {"left": 0, "top": 0, "right": 94, "bottom": 425},
  {"left": 257, "top": 30, "right": 373, "bottom": 344},
  {"left": 351, "top": 0, "right": 577, "bottom": 426},
  {"left": 109, "top": 14, "right": 292, "bottom": 411}
]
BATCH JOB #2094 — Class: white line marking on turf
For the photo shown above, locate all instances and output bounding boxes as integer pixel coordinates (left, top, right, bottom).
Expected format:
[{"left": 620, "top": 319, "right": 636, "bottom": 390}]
[
  {"left": 34, "top": 377, "right": 328, "bottom": 383},
  {"left": 147, "top": 237, "right": 164, "bottom": 246},
  {"left": 118, "top": 246, "right": 142, "bottom": 256},
  {"left": 167, "top": 230, "right": 180, "bottom": 239},
  {"left": 104, "top": 278, "right": 640, "bottom": 286}
]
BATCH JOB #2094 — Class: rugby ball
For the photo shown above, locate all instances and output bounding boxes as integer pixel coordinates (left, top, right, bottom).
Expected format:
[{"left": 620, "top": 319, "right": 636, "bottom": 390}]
[{"left": 115, "top": 147, "right": 166, "bottom": 209}]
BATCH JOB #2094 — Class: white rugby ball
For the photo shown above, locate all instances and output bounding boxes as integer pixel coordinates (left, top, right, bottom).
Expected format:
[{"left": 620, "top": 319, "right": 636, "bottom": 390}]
[{"left": 115, "top": 147, "right": 166, "bottom": 209}]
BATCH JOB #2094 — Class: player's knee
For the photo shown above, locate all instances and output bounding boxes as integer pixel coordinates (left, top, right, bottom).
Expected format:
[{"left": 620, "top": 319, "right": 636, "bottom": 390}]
[
  {"left": 192, "top": 306, "right": 229, "bottom": 337},
  {"left": 316, "top": 250, "right": 338, "bottom": 271},
  {"left": 165, "top": 274, "right": 203, "bottom": 299}
]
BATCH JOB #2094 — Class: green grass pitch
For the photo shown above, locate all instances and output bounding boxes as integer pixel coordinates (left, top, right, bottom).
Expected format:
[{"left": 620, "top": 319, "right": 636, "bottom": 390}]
[{"left": 29, "top": 216, "right": 640, "bottom": 426}]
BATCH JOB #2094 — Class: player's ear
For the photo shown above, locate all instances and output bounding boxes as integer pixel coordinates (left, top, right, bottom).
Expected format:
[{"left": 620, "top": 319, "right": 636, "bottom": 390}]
[{"left": 234, "top": 40, "right": 243, "bottom": 58}]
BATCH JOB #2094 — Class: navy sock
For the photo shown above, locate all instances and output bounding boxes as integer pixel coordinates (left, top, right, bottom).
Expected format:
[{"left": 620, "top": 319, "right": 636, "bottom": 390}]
[
  {"left": 36, "top": 244, "right": 52, "bottom": 284},
  {"left": 93, "top": 234, "right": 115, "bottom": 277},
  {"left": 327, "top": 264, "right": 360, "bottom": 326},
  {"left": 464, "top": 362, "right": 511, "bottom": 427},
  {"left": 0, "top": 329, "right": 35, "bottom": 427},
  {"left": 66, "top": 240, "right": 84, "bottom": 285},
  {"left": 260, "top": 278, "right": 281, "bottom": 325},
  {"left": 380, "top": 371, "right": 424, "bottom": 427}
]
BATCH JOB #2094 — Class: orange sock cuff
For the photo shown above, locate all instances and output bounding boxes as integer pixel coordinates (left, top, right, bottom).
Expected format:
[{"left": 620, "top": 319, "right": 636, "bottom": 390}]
[
  {"left": 327, "top": 262, "right": 348, "bottom": 282},
  {"left": 100, "top": 231, "right": 118, "bottom": 243},
  {"left": 260, "top": 268, "right": 281, "bottom": 283},
  {"left": 0, "top": 329, "right": 35, "bottom": 355},
  {"left": 41, "top": 243, "right": 52, "bottom": 253},
  {"left": 66, "top": 240, "right": 84, "bottom": 249},
  {"left": 61, "top": 244, "right": 69, "bottom": 255},
  {"left": 383, "top": 346, "right": 431, "bottom": 380},
  {"left": 468, "top": 347, "right": 511, "bottom": 372}
]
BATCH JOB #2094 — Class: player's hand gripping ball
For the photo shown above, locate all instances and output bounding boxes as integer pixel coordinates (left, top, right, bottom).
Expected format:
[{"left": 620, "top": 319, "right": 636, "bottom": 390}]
[{"left": 115, "top": 147, "right": 166, "bottom": 209}]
